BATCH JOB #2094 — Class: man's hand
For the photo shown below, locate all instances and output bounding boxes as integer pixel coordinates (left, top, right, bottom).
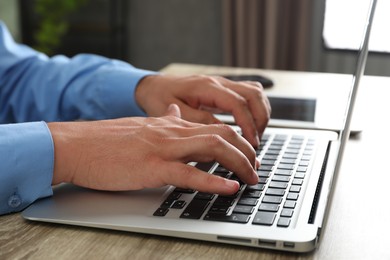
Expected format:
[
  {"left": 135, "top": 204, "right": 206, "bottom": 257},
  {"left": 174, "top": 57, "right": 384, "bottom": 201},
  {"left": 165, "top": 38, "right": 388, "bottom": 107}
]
[
  {"left": 48, "top": 105, "right": 259, "bottom": 195},
  {"left": 135, "top": 74, "right": 271, "bottom": 147}
]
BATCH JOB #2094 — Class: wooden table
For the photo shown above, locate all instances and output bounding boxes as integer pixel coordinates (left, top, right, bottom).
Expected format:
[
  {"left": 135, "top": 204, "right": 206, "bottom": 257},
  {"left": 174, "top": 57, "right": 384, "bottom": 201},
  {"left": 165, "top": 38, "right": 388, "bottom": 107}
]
[{"left": 2, "top": 64, "right": 389, "bottom": 259}]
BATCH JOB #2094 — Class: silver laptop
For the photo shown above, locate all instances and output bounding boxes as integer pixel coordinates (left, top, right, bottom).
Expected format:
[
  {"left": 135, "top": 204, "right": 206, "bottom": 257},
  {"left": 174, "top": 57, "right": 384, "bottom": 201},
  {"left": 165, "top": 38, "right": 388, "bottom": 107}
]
[{"left": 22, "top": 0, "right": 377, "bottom": 253}]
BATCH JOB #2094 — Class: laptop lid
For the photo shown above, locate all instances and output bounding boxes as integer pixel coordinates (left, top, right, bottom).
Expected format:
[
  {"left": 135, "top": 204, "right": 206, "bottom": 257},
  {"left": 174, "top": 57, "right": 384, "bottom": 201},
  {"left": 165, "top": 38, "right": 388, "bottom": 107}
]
[{"left": 310, "top": 0, "right": 377, "bottom": 234}]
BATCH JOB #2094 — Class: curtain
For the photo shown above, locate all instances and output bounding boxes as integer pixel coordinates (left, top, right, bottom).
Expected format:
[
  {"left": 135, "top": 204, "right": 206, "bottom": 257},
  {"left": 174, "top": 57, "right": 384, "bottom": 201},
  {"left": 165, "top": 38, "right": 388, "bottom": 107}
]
[{"left": 222, "top": 0, "right": 315, "bottom": 70}]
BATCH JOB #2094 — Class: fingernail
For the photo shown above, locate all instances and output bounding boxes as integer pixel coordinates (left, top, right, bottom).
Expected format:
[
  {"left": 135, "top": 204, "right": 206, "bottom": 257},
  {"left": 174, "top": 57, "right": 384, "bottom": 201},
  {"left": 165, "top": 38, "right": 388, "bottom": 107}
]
[
  {"left": 255, "top": 158, "right": 261, "bottom": 169},
  {"left": 224, "top": 179, "right": 239, "bottom": 191},
  {"left": 254, "top": 133, "right": 260, "bottom": 147},
  {"left": 252, "top": 170, "right": 259, "bottom": 183}
]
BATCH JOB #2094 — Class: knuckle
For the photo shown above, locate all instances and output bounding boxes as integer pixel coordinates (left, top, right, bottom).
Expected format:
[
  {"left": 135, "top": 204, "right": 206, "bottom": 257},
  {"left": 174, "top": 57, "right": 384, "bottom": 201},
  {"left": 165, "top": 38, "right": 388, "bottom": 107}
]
[
  {"left": 248, "top": 85, "right": 264, "bottom": 100},
  {"left": 197, "top": 75, "right": 221, "bottom": 87},
  {"left": 241, "top": 80, "right": 264, "bottom": 91},
  {"left": 216, "top": 124, "right": 237, "bottom": 138},
  {"left": 235, "top": 95, "right": 249, "bottom": 108},
  {"left": 205, "top": 134, "right": 224, "bottom": 147},
  {"left": 249, "top": 80, "right": 264, "bottom": 90}
]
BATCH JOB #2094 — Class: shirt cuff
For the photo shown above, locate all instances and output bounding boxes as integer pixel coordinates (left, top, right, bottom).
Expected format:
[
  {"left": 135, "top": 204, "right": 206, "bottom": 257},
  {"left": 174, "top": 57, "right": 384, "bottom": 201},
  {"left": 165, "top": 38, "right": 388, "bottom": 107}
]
[
  {"left": 95, "top": 62, "right": 158, "bottom": 118},
  {"left": 0, "top": 121, "right": 54, "bottom": 215}
]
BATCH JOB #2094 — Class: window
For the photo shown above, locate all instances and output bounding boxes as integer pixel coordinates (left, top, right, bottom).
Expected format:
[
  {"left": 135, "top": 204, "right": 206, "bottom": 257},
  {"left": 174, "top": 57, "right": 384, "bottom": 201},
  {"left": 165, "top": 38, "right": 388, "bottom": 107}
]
[{"left": 323, "top": 0, "right": 389, "bottom": 53}]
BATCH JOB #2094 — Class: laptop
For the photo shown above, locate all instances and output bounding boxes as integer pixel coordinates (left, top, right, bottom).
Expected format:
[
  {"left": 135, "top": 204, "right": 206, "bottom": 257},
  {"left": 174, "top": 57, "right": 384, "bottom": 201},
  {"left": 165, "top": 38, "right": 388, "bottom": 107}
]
[{"left": 22, "top": 0, "right": 377, "bottom": 253}]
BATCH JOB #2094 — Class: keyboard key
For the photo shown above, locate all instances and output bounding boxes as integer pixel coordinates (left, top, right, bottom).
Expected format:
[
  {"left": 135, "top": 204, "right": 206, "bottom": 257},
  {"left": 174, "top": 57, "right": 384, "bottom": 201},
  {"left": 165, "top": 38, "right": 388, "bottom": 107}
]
[
  {"left": 261, "top": 159, "right": 276, "bottom": 166},
  {"left": 252, "top": 212, "right": 276, "bottom": 226},
  {"left": 214, "top": 165, "right": 230, "bottom": 173},
  {"left": 257, "top": 171, "right": 271, "bottom": 178},
  {"left": 265, "top": 188, "right": 285, "bottom": 196},
  {"left": 292, "top": 179, "right": 304, "bottom": 185},
  {"left": 258, "top": 203, "right": 279, "bottom": 212},
  {"left": 280, "top": 208, "right": 294, "bottom": 217},
  {"left": 285, "top": 148, "right": 300, "bottom": 154},
  {"left": 291, "top": 135, "right": 304, "bottom": 140},
  {"left": 294, "top": 172, "right": 305, "bottom": 179},
  {"left": 268, "top": 181, "right": 288, "bottom": 189},
  {"left": 161, "top": 199, "right": 174, "bottom": 209},
  {"left": 229, "top": 174, "right": 244, "bottom": 184},
  {"left": 287, "top": 144, "right": 302, "bottom": 149},
  {"left": 205, "top": 213, "right": 250, "bottom": 223},
  {"left": 287, "top": 193, "right": 299, "bottom": 200},
  {"left": 262, "top": 195, "right": 283, "bottom": 204},
  {"left": 208, "top": 205, "right": 230, "bottom": 214},
  {"left": 213, "top": 171, "right": 230, "bottom": 178},
  {"left": 259, "top": 178, "right": 268, "bottom": 184},
  {"left": 167, "top": 192, "right": 182, "bottom": 200},
  {"left": 194, "top": 192, "right": 215, "bottom": 200},
  {"left": 279, "top": 158, "right": 297, "bottom": 164},
  {"left": 237, "top": 198, "right": 258, "bottom": 206},
  {"left": 213, "top": 197, "right": 235, "bottom": 206},
  {"left": 180, "top": 199, "right": 210, "bottom": 219},
  {"left": 171, "top": 200, "right": 186, "bottom": 209},
  {"left": 262, "top": 154, "right": 278, "bottom": 160},
  {"left": 233, "top": 205, "right": 255, "bottom": 214},
  {"left": 282, "top": 154, "right": 298, "bottom": 159},
  {"left": 274, "top": 134, "right": 287, "bottom": 141},
  {"left": 274, "top": 169, "right": 293, "bottom": 176},
  {"left": 174, "top": 188, "right": 196, "bottom": 194},
  {"left": 299, "top": 161, "right": 310, "bottom": 167},
  {"left": 296, "top": 167, "right": 308, "bottom": 173},
  {"left": 195, "top": 161, "right": 216, "bottom": 172},
  {"left": 265, "top": 150, "right": 280, "bottom": 156},
  {"left": 259, "top": 165, "right": 273, "bottom": 171},
  {"left": 153, "top": 208, "right": 169, "bottom": 217},
  {"left": 278, "top": 164, "right": 295, "bottom": 170},
  {"left": 284, "top": 200, "right": 296, "bottom": 209},
  {"left": 261, "top": 134, "right": 271, "bottom": 140},
  {"left": 289, "top": 185, "right": 301, "bottom": 193},
  {"left": 277, "top": 217, "right": 291, "bottom": 227},
  {"left": 272, "top": 175, "right": 290, "bottom": 182},
  {"left": 246, "top": 184, "right": 265, "bottom": 191},
  {"left": 241, "top": 190, "right": 262, "bottom": 198}
]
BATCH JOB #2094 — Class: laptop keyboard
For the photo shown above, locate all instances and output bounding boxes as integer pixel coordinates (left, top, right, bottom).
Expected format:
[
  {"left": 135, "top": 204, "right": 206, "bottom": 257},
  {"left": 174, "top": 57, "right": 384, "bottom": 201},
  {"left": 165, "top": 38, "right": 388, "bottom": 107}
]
[{"left": 153, "top": 133, "right": 315, "bottom": 228}]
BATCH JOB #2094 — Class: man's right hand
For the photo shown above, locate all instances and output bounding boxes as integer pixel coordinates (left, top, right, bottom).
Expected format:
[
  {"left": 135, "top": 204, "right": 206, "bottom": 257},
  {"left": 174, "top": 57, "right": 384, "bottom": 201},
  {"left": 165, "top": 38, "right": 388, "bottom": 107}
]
[{"left": 48, "top": 105, "right": 259, "bottom": 195}]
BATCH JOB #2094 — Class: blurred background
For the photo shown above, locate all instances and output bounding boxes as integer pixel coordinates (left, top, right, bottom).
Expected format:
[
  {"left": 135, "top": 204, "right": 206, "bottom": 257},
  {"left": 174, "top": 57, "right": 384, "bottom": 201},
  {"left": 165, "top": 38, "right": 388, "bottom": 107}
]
[{"left": 1, "top": 0, "right": 389, "bottom": 76}]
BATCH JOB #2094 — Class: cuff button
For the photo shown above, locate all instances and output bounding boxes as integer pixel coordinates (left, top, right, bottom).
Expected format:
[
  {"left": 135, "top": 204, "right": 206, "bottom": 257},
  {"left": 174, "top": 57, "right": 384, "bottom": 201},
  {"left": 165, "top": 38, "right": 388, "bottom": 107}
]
[{"left": 8, "top": 194, "right": 22, "bottom": 208}]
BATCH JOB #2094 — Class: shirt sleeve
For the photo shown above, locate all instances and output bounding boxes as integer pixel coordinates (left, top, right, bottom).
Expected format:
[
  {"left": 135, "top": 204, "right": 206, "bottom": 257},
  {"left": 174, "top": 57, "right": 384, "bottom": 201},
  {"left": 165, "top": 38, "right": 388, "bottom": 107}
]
[
  {"left": 0, "top": 20, "right": 157, "bottom": 123},
  {"left": 0, "top": 21, "right": 157, "bottom": 215},
  {"left": 0, "top": 122, "right": 54, "bottom": 215}
]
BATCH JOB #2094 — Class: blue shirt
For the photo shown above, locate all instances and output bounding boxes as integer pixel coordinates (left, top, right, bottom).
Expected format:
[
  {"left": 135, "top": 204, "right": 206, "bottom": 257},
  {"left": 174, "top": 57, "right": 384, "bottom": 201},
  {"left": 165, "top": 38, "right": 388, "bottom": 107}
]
[{"left": 0, "top": 21, "right": 155, "bottom": 215}]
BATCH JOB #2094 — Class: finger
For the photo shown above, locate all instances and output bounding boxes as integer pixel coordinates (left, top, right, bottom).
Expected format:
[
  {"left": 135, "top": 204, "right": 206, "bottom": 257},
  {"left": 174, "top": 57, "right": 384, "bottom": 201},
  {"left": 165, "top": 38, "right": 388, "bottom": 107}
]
[
  {"left": 241, "top": 81, "right": 272, "bottom": 132},
  {"left": 156, "top": 123, "right": 257, "bottom": 168},
  {"left": 176, "top": 100, "right": 222, "bottom": 125},
  {"left": 181, "top": 80, "right": 260, "bottom": 146},
  {"left": 217, "top": 78, "right": 271, "bottom": 137},
  {"left": 161, "top": 161, "right": 241, "bottom": 195},
  {"left": 157, "top": 134, "right": 258, "bottom": 184},
  {"left": 165, "top": 103, "right": 181, "bottom": 118}
]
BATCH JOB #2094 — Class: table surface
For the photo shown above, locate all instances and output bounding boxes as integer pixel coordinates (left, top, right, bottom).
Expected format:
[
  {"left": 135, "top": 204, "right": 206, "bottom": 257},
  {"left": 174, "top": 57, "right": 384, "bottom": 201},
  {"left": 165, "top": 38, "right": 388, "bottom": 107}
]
[{"left": 2, "top": 64, "right": 390, "bottom": 260}]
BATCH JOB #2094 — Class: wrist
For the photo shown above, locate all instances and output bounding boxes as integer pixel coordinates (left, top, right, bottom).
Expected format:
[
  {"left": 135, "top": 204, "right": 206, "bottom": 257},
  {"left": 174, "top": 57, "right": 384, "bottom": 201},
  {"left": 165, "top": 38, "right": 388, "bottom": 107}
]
[
  {"left": 47, "top": 122, "right": 78, "bottom": 185},
  {"left": 135, "top": 74, "right": 163, "bottom": 114}
]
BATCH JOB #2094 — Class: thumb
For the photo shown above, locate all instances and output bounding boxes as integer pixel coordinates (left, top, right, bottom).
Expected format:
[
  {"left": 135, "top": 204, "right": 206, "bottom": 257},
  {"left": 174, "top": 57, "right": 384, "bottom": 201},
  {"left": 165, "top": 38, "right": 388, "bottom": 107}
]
[{"left": 165, "top": 103, "right": 182, "bottom": 118}]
